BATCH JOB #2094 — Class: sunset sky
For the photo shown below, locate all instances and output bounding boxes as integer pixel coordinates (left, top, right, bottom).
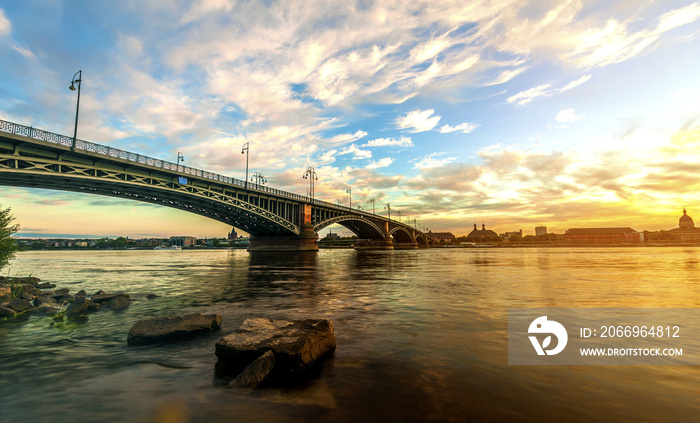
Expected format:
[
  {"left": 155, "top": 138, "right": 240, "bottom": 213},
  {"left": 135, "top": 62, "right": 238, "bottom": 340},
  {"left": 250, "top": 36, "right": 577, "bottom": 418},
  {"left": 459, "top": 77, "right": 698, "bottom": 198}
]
[{"left": 1, "top": 0, "right": 699, "bottom": 239}]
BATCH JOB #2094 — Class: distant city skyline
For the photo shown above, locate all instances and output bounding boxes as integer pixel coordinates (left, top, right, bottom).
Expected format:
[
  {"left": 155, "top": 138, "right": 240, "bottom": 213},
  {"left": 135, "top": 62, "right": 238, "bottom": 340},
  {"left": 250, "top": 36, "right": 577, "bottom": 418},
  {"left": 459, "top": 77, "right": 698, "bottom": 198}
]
[{"left": 1, "top": 2, "right": 699, "bottom": 238}]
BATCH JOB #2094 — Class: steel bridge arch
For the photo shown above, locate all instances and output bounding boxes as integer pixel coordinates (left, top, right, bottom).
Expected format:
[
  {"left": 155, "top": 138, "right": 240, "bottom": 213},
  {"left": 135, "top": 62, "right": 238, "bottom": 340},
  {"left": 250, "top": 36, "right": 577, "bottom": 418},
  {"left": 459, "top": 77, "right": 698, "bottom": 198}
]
[
  {"left": 313, "top": 215, "right": 386, "bottom": 239},
  {"left": 389, "top": 226, "right": 416, "bottom": 243},
  {"left": 0, "top": 154, "right": 300, "bottom": 237}
]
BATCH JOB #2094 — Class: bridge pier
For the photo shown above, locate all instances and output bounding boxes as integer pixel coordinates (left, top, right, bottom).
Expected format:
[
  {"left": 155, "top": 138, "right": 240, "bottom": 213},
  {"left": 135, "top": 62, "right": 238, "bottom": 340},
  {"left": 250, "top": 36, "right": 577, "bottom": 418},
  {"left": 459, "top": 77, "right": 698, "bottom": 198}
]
[
  {"left": 354, "top": 238, "right": 394, "bottom": 250},
  {"left": 248, "top": 223, "right": 318, "bottom": 252}
]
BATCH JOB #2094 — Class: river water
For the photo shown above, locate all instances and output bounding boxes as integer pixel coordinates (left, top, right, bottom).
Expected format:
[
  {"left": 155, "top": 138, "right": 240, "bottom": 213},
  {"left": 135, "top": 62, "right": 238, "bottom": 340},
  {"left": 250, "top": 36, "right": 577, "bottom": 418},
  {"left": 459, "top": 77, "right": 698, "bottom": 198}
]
[{"left": 1, "top": 247, "right": 700, "bottom": 422}]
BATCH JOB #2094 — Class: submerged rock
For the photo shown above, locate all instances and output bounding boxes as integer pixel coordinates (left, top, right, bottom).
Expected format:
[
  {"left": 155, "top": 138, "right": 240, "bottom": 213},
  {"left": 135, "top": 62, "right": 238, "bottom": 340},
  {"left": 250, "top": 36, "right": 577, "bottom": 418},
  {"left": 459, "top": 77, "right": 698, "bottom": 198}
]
[
  {"left": 65, "top": 297, "right": 90, "bottom": 316},
  {"left": 107, "top": 296, "right": 130, "bottom": 310},
  {"left": 127, "top": 313, "right": 223, "bottom": 346},
  {"left": 92, "top": 293, "right": 129, "bottom": 304},
  {"left": 36, "top": 282, "right": 56, "bottom": 289},
  {"left": 215, "top": 318, "right": 336, "bottom": 382}
]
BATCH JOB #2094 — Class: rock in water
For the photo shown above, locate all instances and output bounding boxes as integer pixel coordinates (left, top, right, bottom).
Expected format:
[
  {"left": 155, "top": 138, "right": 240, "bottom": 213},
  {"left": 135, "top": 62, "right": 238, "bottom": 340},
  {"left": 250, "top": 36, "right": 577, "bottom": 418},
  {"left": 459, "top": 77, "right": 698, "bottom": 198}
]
[
  {"left": 215, "top": 318, "right": 336, "bottom": 382},
  {"left": 7, "top": 298, "right": 34, "bottom": 313},
  {"left": 107, "top": 296, "right": 130, "bottom": 310},
  {"left": 127, "top": 313, "right": 223, "bottom": 346},
  {"left": 230, "top": 350, "right": 276, "bottom": 388},
  {"left": 65, "top": 297, "right": 90, "bottom": 315}
]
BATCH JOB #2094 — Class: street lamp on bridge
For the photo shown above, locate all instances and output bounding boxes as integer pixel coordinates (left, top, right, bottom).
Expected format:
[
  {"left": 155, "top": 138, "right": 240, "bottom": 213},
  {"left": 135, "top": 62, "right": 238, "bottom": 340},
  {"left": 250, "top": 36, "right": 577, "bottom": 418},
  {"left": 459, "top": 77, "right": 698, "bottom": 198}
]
[
  {"left": 384, "top": 203, "right": 391, "bottom": 220},
  {"left": 251, "top": 171, "right": 267, "bottom": 186},
  {"left": 346, "top": 187, "right": 352, "bottom": 210},
  {"left": 69, "top": 70, "right": 82, "bottom": 151},
  {"left": 177, "top": 152, "right": 184, "bottom": 172},
  {"left": 303, "top": 167, "right": 318, "bottom": 202},
  {"left": 370, "top": 198, "right": 375, "bottom": 214},
  {"left": 241, "top": 142, "right": 249, "bottom": 189}
]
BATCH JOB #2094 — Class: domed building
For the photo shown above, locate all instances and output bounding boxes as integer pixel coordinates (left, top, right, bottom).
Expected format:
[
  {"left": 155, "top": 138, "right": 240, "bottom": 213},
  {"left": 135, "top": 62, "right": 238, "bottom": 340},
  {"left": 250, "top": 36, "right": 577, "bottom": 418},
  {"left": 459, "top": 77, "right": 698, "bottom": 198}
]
[
  {"left": 679, "top": 208, "right": 695, "bottom": 229},
  {"left": 669, "top": 208, "right": 700, "bottom": 242},
  {"left": 466, "top": 224, "right": 500, "bottom": 243}
]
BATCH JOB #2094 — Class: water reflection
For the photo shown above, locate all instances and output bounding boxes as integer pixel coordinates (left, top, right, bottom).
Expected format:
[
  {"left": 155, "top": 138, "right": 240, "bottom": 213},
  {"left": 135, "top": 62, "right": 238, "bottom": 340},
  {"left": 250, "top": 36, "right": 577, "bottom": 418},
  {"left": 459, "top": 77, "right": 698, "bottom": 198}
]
[{"left": 2, "top": 247, "right": 700, "bottom": 422}]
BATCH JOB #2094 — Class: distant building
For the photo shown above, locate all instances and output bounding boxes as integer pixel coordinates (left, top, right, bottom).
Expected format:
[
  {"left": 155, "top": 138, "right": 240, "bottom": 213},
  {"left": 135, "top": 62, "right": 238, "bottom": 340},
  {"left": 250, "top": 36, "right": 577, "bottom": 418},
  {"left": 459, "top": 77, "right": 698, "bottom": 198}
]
[
  {"left": 227, "top": 228, "right": 238, "bottom": 240},
  {"left": 170, "top": 236, "right": 197, "bottom": 247},
  {"left": 535, "top": 226, "right": 547, "bottom": 236},
  {"left": 564, "top": 228, "right": 641, "bottom": 243},
  {"left": 668, "top": 208, "right": 700, "bottom": 242},
  {"left": 500, "top": 229, "right": 523, "bottom": 240},
  {"left": 427, "top": 231, "right": 456, "bottom": 244},
  {"left": 466, "top": 224, "right": 500, "bottom": 242}
]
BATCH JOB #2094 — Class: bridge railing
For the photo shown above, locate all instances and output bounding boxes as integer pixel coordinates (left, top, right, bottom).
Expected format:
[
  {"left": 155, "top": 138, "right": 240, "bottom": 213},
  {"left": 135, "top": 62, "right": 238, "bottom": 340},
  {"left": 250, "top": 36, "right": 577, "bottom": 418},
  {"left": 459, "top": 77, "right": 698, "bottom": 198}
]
[
  {"left": 0, "top": 119, "right": 323, "bottom": 203},
  {"left": 0, "top": 119, "right": 411, "bottom": 220}
]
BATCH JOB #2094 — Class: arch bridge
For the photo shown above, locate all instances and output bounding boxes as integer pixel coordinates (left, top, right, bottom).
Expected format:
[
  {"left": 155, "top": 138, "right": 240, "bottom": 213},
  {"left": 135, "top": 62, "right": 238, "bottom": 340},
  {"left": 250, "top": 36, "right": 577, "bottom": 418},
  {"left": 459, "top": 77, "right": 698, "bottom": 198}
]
[{"left": 0, "top": 119, "right": 434, "bottom": 251}]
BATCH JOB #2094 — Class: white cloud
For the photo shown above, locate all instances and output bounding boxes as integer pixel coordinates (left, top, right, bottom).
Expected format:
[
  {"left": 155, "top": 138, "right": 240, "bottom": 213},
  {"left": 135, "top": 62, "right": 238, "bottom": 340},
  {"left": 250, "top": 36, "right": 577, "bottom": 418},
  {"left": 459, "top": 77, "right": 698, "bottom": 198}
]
[
  {"left": 396, "top": 109, "right": 441, "bottom": 133},
  {"left": 338, "top": 144, "right": 372, "bottom": 160},
  {"left": 366, "top": 157, "right": 394, "bottom": 169},
  {"left": 324, "top": 130, "right": 368, "bottom": 146},
  {"left": 656, "top": 3, "right": 700, "bottom": 33},
  {"left": 0, "top": 9, "right": 10, "bottom": 36},
  {"left": 440, "top": 122, "right": 479, "bottom": 134},
  {"left": 556, "top": 108, "right": 583, "bottom": 122},
  {"left": 507, "top": 84, "right": 552, "bottom": 105},
  {"left": 363, "top": 136, "right": 413, "bottom": 147},
  {"left": 413, "top": 153, "right": 457, "bottom": 169},
  {"left": 561, "top": 74, "right": 592, "bottom": 92}
]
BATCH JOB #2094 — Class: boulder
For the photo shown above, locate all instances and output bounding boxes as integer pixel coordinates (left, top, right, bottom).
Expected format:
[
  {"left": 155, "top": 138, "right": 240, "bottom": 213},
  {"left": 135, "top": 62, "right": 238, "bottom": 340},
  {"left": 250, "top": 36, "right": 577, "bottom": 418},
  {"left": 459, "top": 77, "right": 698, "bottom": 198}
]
[
  {"left": 48, "top": 288, "right": 70, "bottom": 299},
  {"left": 230, "top": 350, "right": 276, "bottom": 388},
  {"left": 0, "top": 286, "right": 10, "bottom": 302},
  {"left": 65, "top": 297, "right": 90, "bottom": 315},
  {"left": 146, "top": 294, "right": 159, "bottom": 299},
  {"left": 76, "top": 290, "right": 87, "bottom": 298},
  {"left": 93, "top": 290, "right": 106, "bottom": 296},
  {"left": 36, "top": 282, "right": 56, "bottom": 289},
  {"left": 215, "top": 318, "right": 336, "bottom": 381},
  {"left": 107, "top": 296, "right": 130, "bottom": 310},
  {"left": 19, "top": 285, "right": 44, "bottom": 300},
  {"left": 7, "top": 298, "right": 34, "bottom": 313},
  {"left": 127, "top": 313, "right": 223, "bottom": 346},
  {"left": 87, "top": 301, "right": 101, "bottom": 312},
  {"left": 34, "top": 296, "right": 59, "bottom": 307},
  {"left": 92, "top": 293, "right": 130, "bottom": 304},
  {"left": 26, "top": 305, "right": 59, "bottom": 316}
]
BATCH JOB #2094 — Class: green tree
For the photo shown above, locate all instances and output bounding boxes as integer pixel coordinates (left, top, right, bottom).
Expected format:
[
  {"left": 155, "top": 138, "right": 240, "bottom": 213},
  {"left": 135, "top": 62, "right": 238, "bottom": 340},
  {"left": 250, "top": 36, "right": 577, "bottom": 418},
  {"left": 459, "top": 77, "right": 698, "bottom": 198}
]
[{"left": 0, "top": 206, "right": 20, "bottom": 270}]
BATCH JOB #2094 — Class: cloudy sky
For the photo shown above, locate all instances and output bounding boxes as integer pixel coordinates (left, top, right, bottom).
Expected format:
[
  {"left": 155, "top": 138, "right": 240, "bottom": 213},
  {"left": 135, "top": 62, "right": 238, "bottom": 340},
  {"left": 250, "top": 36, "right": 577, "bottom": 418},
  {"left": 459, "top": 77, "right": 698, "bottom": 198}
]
[{"left": 1, "top": 0, "right": 699, "bottom": 238}]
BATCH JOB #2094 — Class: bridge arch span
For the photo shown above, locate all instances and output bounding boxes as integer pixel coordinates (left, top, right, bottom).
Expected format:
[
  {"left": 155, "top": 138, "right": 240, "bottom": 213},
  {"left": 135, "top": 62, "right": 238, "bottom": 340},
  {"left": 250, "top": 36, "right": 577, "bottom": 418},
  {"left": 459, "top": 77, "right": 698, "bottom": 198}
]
[
  {"left": 313, "top": 215, "right": 386, "bottom": 239},
  {"left": 389, "top": 226, "right": 415, "bottom": 243}
]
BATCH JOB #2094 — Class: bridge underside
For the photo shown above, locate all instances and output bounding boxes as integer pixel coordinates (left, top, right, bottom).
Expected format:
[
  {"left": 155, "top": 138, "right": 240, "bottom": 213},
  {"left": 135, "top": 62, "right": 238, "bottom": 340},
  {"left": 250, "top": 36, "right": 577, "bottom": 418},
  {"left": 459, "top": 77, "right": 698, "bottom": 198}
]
[{"left": 0, "top": 170, "right": 298, "bottom": 237}]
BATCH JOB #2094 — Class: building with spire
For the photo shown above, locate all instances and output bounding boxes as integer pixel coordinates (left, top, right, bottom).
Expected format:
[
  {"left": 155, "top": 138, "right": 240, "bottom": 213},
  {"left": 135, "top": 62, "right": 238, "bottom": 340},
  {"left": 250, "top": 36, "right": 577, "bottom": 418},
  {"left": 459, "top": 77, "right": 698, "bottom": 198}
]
[{"left": 466, "top": 224, "right": 500, "bottom": 242}]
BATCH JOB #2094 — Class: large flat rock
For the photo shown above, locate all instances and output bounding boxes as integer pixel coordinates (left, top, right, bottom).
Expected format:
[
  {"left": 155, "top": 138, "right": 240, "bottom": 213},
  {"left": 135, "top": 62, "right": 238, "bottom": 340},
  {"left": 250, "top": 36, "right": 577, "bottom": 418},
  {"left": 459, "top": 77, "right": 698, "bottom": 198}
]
[
  {"left": 127, "top": 313, "right": 223, "bottom": 346},
  {"left": 215, "top": 318, "right": 336, "bottom": 380}
]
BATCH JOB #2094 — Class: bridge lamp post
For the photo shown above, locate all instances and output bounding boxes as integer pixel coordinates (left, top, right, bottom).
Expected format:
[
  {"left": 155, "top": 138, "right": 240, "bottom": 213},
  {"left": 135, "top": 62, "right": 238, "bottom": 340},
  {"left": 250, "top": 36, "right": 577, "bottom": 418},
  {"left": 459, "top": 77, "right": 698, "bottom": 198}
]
[
  {"left": 68, "top": 70, "right": 82, "bottom": 151},
  {"left": 177, "top": 152, "right": 184, "bottom": 172},
  {"left": 398, "top": 210, "right": 401, "bottom": 222},
  {"left": 370, "top": 198, "right": 375, "bottom": 214},
  {"left": 241, "top": 142, "right": 249, "bottom": 189},
  {"left": 384, "top": 203, "right": 391, "bottom": 220},
  {"left": 303, "top": 166, "right": 317, "bottom": 202},
  {"left": 346, "top": 187, "right": 352, "bottom": 210},
  {"left": 252, "top": 171, "right": 267, "bottom": 186}
]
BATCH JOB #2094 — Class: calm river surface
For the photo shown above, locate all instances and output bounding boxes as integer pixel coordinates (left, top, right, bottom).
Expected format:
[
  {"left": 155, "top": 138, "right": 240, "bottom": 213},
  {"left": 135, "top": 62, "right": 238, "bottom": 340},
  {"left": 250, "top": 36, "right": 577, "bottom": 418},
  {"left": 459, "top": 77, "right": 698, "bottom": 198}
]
[{"left": 2, "top": 247, "right": 700, "bottom": 422}]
